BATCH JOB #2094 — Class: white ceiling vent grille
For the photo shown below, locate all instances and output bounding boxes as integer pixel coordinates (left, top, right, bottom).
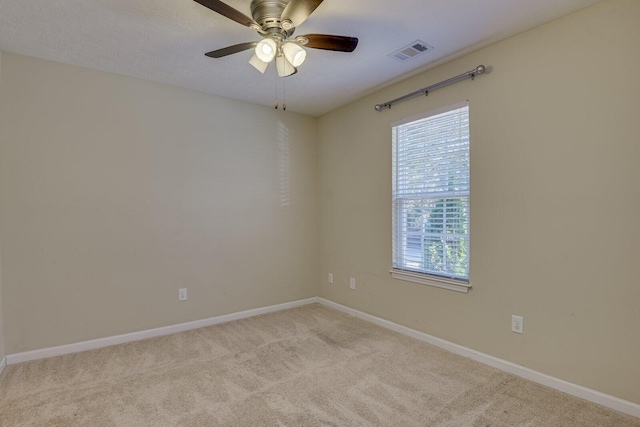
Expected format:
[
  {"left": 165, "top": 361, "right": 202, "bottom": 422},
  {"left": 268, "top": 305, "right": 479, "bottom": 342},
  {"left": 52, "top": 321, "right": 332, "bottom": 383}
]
[{"left": 388, "top": 41, "right": 433, "bottom": 62}]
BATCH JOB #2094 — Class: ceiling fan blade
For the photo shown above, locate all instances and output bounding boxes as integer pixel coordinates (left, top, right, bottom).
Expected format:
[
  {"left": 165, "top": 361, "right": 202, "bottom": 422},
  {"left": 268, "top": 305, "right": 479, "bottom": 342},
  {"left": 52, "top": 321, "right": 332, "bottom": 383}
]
[
  {"left": 300, "top": 34, "right": 358, "bottom": 52},
  {"left": 205, "top": 42, "right": 258, "bottom": 58},
  {"left": 194, "top": 0, "right": 258, "bottom": 27},
  {"left": 280, "top": 0, "right": 323, "bottom": 28}
]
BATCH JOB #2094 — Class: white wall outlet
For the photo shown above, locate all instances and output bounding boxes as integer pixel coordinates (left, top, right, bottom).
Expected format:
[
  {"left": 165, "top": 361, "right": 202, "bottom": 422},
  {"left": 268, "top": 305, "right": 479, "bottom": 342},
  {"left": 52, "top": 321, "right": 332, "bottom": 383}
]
[
  {"left": 349, "top": 277, "right": 356, "bottom": 290},
  {"left": 512, "top": 315, "right": 523, "bottom": 334},
  {"left": 328, "top": 273, "right": 334, "bottom": 284},
  {"left": 179, "top": 288, "right": 187, "bottom": 301}
]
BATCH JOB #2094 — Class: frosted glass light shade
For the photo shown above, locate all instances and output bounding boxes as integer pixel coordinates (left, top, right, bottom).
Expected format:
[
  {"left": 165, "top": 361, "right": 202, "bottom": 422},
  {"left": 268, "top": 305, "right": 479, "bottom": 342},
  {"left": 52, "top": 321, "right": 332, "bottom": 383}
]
[
  {"left": 255, "top": 39, "right": 277, "bottom": 62},
  {"left": 249, "top": 54, "right": 269, "bottom": 73},
  {"left": 276, "top": 55, "right": 296, "bottom": 77},
  {"left": 282, "top": 42, "right": 306, "bottom": 67}
]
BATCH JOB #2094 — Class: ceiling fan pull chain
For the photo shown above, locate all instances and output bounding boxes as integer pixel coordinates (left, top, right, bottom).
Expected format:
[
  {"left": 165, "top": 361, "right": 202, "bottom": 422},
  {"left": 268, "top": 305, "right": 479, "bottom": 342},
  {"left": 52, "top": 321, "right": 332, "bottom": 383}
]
[
  {"left": 283, "top": 78, "right": 287, "bottom": 111},
  {"left": 274, "top": 71, "right": 279, "bottom": 109}
]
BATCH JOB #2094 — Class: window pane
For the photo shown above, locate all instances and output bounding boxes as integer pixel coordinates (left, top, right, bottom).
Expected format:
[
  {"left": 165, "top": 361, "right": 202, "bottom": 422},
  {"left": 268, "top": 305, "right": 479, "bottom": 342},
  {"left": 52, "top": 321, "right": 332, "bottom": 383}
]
[{"left": 392, "top": 103, "right": 469, "bottom": 281}]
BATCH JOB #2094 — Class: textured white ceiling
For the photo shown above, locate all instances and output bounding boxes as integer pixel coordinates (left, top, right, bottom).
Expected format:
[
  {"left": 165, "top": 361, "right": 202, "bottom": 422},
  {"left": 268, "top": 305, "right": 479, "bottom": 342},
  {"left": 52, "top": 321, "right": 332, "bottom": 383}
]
[{"left": 0, "top": 0, "right": 601, "bottom": 116}]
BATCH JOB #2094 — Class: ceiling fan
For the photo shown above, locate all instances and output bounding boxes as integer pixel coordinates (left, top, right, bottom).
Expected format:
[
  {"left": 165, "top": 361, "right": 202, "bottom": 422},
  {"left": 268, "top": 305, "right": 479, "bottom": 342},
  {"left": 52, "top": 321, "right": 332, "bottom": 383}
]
[{"left": 194, "top": 0, "right": 358, "bottom": 77}]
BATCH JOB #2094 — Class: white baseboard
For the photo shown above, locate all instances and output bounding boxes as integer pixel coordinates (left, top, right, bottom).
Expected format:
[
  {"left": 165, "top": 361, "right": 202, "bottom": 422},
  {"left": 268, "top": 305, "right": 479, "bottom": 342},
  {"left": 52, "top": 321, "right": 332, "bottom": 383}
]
[
  {"left": 6, "top": 297, "right": 318, "bottom": 365},
  {"left": 317, "top": 297, "right": 640, "bottom": 419},
  {"left": 5, "top": 296, "right": 639, "bottom": 419}
]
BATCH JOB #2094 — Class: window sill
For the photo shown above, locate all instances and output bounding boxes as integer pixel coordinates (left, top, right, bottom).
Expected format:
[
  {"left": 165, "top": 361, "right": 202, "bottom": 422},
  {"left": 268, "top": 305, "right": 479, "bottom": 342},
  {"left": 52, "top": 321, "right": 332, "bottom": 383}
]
[{"left": 390, "top": 269, "right": 471, "bottom": 293}]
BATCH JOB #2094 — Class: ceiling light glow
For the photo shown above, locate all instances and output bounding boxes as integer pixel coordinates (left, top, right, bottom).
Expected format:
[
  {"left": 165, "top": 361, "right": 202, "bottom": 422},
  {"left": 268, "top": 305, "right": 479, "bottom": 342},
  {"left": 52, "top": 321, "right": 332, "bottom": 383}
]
[
  {"left": 255, "top": 39, "right": 277, "bottom": 62},
  {"left": 283, "top": 42, "right": 306, "bottom": 67}
]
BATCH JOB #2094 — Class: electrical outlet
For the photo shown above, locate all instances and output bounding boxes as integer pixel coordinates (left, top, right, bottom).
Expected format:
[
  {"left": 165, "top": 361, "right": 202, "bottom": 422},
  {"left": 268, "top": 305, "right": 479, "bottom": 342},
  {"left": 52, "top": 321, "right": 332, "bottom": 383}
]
[
  {"left": 512, "top": 315, "right": 523, "bottom": 334},
  {"left": 179, "top": 288, "right": 187, "bottom": 301},
  {"left": 328, "top": 273, "right": 334, "bottom": 284},
  {"left": 349, "top": 277, "right": 356, "bottom": 290}
]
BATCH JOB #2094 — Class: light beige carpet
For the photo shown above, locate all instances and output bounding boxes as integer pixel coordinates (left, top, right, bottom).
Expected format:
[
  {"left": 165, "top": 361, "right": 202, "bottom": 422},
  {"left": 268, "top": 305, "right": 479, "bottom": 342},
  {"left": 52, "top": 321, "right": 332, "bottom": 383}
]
[{"left": 0, "top": 304, "right": 638, "bottom": 426}]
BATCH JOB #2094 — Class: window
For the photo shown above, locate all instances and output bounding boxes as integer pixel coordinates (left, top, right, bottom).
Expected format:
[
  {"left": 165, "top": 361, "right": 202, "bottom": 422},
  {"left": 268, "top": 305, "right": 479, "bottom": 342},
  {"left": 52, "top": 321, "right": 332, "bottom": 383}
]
[{"left": 391, "top": 102, "right": 470, "bottom": 293}]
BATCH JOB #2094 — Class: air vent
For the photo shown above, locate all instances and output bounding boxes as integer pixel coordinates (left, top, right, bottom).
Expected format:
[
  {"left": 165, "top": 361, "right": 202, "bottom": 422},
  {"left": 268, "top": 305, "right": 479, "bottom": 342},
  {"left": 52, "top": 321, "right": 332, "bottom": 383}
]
[{"left": 388, "top": 40, "right": 433, "bottom": 62}]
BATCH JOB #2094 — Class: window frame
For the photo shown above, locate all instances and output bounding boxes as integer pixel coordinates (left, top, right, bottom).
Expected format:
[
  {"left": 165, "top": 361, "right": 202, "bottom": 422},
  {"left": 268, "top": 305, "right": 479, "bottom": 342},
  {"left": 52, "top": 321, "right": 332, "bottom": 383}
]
[{"left": 390, "top": 101, "right": 471, "bottom": 294}]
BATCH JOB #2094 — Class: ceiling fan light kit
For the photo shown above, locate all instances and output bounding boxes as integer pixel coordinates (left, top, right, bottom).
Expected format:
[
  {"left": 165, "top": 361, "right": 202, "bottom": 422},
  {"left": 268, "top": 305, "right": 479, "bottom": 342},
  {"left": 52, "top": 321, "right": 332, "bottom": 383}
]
[
  {"left": 249, "top": 54, "right": 269, "bottom": 73},
  {"left": 276, "top": 55, "right": 297, "bottom": 77},
  {"left": 195, "top": 0, "right": 358, "bottom": 77},
  {"left": 283, "top": 42, "right": 306, "bottom": 67},
  {"left": 255, "top": 38, "right": 277, "bottom": 62}
]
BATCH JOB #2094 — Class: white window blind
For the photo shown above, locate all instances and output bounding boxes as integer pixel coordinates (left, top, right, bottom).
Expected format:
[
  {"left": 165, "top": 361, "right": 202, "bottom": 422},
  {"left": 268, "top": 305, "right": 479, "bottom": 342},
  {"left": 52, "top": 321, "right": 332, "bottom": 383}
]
[{"left": 392, "top": 102, "right": 470, "bottom": 292}]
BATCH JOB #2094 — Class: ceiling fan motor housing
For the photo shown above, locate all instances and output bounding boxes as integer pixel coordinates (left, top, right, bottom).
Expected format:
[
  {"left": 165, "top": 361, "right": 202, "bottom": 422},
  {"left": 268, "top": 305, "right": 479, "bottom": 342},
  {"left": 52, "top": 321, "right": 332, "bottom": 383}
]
[{"left": 250, "top": 0, "right": 290, "bottom": 30}]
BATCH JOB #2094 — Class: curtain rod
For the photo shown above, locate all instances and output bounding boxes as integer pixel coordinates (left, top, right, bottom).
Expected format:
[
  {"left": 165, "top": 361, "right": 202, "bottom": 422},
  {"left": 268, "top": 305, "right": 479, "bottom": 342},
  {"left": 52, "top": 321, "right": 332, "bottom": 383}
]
[{"left": 374, "top": 65, "right": 486, "bottom": 112}]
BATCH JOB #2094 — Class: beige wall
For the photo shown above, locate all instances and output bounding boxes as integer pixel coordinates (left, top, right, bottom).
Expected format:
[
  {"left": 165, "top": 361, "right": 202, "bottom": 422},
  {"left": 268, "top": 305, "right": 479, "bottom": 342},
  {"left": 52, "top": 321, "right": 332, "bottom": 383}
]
[
  {"left": 0, "top": 53, "right": 318, "bottom": 354},
  {"left": 318, "top": 0, "right": 640, "bottom": 405}
]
